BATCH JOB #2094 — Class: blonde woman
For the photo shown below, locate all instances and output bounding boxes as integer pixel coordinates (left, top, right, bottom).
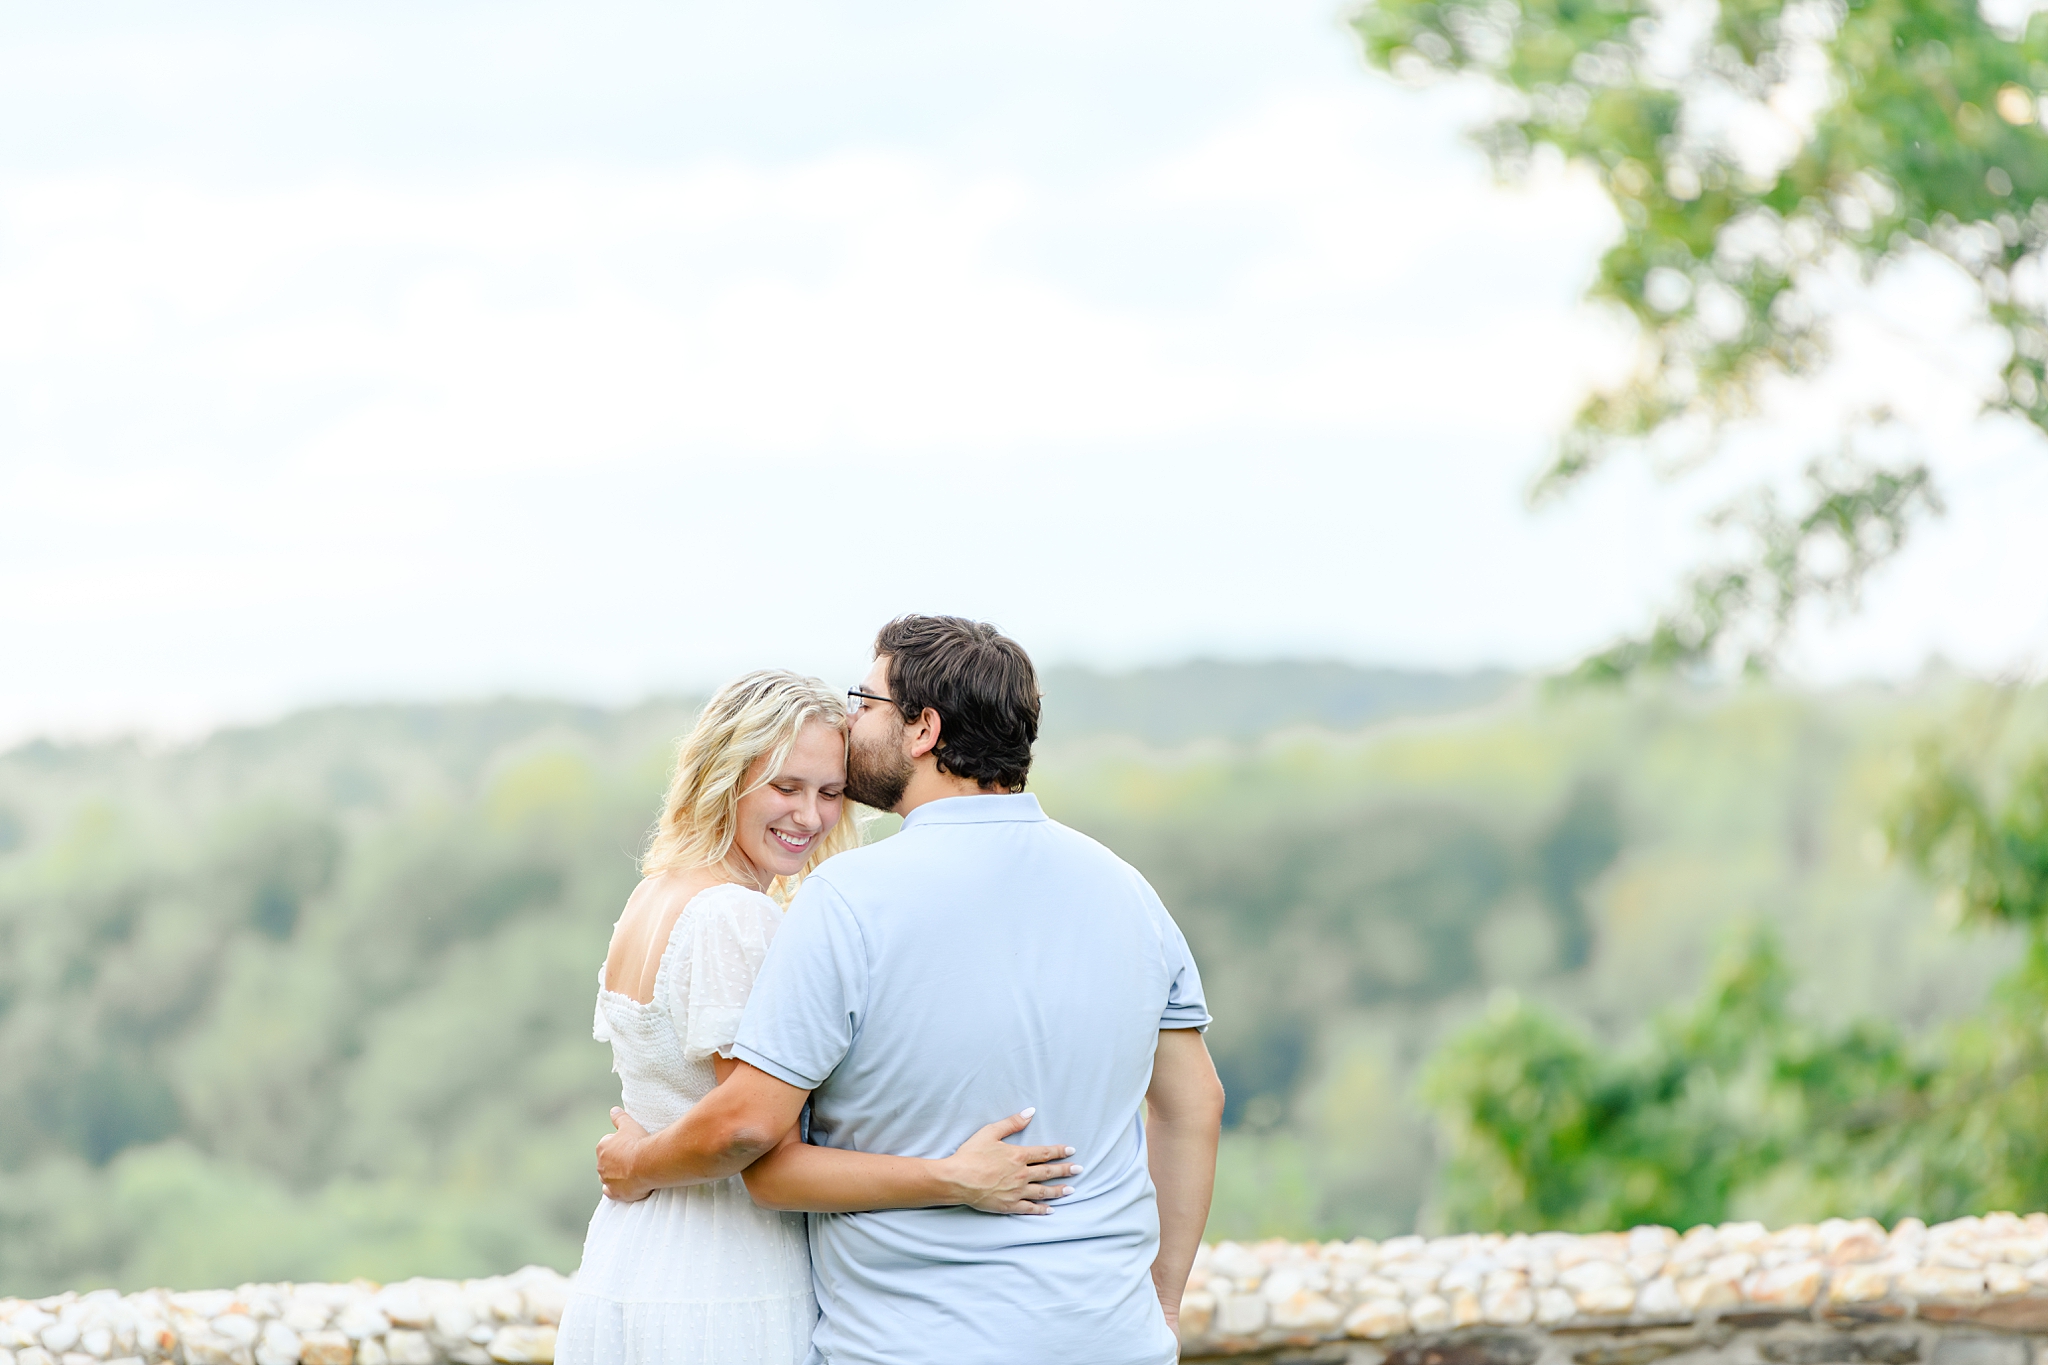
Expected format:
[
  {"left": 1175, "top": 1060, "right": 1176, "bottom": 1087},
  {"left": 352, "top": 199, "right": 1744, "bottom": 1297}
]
[{"left": 555, "top": 671, "right": 1078, "bottom": 1365}]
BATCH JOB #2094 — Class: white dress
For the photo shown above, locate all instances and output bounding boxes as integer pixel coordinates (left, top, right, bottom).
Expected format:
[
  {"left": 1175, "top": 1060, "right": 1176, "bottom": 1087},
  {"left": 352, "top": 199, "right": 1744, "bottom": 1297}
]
[{"left": 556, "top": 883, "right": 817, "bottom": 1365}]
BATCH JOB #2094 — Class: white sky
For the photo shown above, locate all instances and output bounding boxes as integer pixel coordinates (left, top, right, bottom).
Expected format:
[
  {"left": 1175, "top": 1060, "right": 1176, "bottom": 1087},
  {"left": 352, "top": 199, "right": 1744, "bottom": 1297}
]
[{"left": 4, "top": 0, "right": 2047, "bottom": 742}]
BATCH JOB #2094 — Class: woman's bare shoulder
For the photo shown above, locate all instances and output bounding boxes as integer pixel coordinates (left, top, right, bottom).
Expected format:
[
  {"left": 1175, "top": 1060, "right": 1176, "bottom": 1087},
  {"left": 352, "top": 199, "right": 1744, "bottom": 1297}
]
[{"left": 605, "top": 867, "right": 729, "bottom": 998}]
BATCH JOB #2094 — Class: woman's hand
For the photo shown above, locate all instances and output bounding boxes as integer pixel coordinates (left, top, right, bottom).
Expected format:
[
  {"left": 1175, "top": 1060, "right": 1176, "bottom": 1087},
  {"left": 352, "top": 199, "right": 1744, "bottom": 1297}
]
[
  {"left": 939, "top": 1108, "right": 1081, "bottom": 1215},
  {"left": 597, "top": 1107, "right": 655, "bottom": 1203}
]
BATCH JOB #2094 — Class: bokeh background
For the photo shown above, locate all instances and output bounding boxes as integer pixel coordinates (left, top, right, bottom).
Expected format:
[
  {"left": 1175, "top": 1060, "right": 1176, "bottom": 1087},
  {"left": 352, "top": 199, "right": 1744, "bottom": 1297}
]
[{"left": 7, "top": 0, "right": 2048, "bottom": 1299}]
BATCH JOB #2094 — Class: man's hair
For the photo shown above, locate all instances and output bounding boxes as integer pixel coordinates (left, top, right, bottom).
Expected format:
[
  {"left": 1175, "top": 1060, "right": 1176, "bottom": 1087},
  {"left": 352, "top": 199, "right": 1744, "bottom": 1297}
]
[{"left": 875, "top": 615, "right": 1040, "bottom": 791}]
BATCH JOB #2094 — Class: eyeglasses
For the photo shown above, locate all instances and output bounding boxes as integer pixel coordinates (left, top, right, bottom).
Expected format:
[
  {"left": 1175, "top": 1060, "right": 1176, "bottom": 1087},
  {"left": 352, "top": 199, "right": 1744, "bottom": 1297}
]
[{"left": 846, "top": 688, "right": 896, "bottom": 717}]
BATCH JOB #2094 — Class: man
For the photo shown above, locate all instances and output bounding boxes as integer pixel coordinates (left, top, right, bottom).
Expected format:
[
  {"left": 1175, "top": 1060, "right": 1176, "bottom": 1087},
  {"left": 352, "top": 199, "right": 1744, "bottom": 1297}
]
[{"left": 597, "top": 615, "right": 1224, "bottom": 1365}]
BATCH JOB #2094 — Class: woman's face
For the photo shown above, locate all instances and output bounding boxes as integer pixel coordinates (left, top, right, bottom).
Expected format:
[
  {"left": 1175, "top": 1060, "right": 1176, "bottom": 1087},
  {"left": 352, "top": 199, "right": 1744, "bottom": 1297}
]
[{"left": 730, "top": 718, "right": 848, "bottom": 885}]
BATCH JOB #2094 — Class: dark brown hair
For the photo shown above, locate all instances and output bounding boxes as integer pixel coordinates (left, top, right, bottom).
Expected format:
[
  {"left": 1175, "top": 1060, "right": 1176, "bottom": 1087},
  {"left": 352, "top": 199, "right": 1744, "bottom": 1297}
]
[{"left": 875, "top": 615, "right": 1040, "bottom": 791}]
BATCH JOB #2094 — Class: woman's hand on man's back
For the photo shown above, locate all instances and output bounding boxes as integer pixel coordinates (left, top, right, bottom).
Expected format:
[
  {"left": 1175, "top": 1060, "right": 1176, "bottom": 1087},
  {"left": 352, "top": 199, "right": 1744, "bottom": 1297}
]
[{"left": 939, "top": 1109, "right": 1081, "bottom": 1215}]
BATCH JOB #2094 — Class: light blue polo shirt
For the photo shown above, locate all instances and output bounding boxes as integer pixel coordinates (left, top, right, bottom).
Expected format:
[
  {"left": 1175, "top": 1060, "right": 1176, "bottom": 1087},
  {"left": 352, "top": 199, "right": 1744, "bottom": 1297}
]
[{"left": 731, "top": 792, "right": 1210, "bottom": 1365}]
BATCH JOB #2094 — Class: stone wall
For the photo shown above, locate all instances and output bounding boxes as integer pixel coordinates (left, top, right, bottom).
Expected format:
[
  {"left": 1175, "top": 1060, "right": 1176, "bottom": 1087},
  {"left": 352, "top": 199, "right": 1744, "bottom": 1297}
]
[
  {"left": 10, "top": 1214, "right": 2048, "bottom": 1364},
  {"left": 0, "top": 1269, "right": 564, "bottom": 1365},
  {"left": 1176, "top": 1213, "right": 2048, "bottom": 1359}
]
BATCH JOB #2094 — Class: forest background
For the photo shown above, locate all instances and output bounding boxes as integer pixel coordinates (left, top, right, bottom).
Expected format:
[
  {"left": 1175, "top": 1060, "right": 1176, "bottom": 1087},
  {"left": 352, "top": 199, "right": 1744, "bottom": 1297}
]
[{"left": 3, "top": 659, "right": 2041, "bottom": 1298}]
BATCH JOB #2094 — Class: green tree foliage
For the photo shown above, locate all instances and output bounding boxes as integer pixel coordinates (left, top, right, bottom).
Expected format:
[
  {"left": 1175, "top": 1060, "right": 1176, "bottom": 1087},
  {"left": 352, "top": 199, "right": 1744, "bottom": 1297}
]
[
  {"left": 1425, "top": 932, "right": 1932, "bottom": 1230},
  {"left": 1350, "top": 0, "right": 2048, "bottom": 670},
  {"left": 1425, "top": 716, "right": 2048, "bottom": 1232}
]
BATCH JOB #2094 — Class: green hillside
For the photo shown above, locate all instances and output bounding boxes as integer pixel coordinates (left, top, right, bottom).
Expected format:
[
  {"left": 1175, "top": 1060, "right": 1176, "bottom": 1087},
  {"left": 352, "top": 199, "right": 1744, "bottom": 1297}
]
[{"left": 0, "top": 667, "right": 2024, "bottom": 1295}]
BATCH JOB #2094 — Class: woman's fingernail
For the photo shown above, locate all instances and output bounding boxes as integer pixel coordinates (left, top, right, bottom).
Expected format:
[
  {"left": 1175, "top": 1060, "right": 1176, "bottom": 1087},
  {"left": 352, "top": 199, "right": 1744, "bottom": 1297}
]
[
  {"left": 1020, "top": 1106, "right": 1036, "bottom": 1119},
  {"left": 1064, "top": 1146, "right": 1076, "bottom": 1155},
  {"left": 1070, "top": 1165, "right": 1083, "bottom": 1174}
]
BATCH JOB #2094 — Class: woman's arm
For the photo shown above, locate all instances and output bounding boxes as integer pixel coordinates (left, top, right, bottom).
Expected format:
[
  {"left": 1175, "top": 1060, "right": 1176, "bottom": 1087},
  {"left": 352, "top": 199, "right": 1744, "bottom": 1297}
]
[{"left": 740, "top": 1103, "right": 1082, "bottom": 1215}]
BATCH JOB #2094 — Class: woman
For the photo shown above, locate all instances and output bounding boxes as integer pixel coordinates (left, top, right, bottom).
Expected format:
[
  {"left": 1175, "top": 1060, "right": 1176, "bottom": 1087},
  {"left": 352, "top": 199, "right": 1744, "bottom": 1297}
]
[{"left": 555, "top": 670, "right": 1078, "bottom": 1365}]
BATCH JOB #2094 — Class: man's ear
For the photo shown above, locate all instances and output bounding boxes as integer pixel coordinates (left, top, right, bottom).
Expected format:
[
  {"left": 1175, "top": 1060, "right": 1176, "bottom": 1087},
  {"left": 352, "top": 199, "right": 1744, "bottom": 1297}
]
[{"left": 904, "top": 707, "right": 943, "bottom": 761}]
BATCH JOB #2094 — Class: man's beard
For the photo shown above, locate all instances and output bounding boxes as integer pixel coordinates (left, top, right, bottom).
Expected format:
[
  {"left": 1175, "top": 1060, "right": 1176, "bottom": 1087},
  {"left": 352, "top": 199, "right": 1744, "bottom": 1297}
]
[{"left": 845, "top": 727, "right": 915, "bottom": 810}]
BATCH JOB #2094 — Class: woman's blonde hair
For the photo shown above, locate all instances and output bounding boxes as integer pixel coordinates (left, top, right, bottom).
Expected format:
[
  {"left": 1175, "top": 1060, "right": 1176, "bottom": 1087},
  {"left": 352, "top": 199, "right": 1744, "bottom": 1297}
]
[{"left": 641, "top": 669, "right": 862, "bottom": 898}]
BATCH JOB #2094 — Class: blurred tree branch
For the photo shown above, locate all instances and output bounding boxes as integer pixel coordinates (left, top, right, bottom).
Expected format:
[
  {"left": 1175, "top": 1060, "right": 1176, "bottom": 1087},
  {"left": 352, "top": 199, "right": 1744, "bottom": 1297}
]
[{"left": 1352, "top": 0, "right": 2046, "bottom": 671}]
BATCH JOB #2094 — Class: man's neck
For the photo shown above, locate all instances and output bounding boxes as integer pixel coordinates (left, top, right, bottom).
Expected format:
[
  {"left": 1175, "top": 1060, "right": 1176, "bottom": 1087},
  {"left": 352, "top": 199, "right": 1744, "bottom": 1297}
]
[{"left": 893, "top": 766, "right": 1008, "bottom": 818}]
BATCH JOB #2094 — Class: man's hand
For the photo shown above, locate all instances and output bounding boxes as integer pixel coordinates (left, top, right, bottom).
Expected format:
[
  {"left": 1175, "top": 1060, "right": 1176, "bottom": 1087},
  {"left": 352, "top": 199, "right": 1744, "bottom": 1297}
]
[
  {"left": 939, "top": 1109, "right": 1081, "bottom": 1215},
  {"left": 597, "top": 1108, "right": 655, "bottom": 1203}
]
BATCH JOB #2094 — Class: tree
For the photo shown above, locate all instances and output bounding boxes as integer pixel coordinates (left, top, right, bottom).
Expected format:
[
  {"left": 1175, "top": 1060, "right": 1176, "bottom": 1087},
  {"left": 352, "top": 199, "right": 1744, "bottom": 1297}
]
[
  {"left": 1351, "top": 0, "right": 2048, "bottom": 673},
  {"left": 1424, "top": 716, "right": 2048, "bottom": 1231}
]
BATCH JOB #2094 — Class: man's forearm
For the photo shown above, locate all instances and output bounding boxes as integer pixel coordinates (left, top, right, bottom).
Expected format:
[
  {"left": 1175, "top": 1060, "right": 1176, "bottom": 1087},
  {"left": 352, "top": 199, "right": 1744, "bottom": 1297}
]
[
  {"left": 1147, "top": 1105, "right": 1221, "bottom": 1315},
  {"left": 635, "top": 1084, "right": 784, "bottom": 1189}
]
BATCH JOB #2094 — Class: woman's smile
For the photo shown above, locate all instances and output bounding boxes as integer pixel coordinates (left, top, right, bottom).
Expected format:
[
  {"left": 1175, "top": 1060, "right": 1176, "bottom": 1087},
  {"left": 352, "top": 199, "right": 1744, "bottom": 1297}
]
[{"left": 770, "top": 827, "right": 817, "bottom": 853}]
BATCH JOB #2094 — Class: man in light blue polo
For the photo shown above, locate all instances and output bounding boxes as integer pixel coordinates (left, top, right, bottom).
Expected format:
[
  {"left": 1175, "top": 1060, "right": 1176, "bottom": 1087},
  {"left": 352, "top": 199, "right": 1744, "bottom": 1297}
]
[{"left": 596, "top": 615, "right": 1224, "bottom": 1365}]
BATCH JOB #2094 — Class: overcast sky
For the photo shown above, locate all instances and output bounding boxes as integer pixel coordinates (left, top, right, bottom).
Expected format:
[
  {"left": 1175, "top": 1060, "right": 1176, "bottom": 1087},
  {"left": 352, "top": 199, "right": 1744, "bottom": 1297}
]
[{"left": 5, "top": 0, "right": 2047, "bottom": 741}]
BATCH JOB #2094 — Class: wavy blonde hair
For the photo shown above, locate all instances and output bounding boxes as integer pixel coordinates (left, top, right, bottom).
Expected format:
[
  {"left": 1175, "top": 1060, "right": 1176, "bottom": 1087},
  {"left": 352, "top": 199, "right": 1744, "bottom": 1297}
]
[{"left": 641, "top": 670, "right": 862, "bottom": 899}]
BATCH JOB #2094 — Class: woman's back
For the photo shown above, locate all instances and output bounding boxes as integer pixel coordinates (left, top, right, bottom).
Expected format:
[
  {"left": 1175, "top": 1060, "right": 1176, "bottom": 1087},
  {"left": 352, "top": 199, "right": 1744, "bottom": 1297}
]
[
  {"left": 594, "top": 877, "right": 764, "bottom": 1130},
  {"left": 558, "top": 877, "right": 815, "bottom": 1365}
]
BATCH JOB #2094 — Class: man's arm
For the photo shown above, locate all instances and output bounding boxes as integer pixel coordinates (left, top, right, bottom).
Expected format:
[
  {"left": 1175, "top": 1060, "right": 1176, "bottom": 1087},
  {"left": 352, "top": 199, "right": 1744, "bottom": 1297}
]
[
  {"left": 743, "top": 1110, "right": 1080, "bottom": 1214},
  {"left": 1146, "top": 1028, "right": 1226, "bottom": 1335},
  {"left": 596, "top": 1061, "right": 808, "bottom": 1202}
]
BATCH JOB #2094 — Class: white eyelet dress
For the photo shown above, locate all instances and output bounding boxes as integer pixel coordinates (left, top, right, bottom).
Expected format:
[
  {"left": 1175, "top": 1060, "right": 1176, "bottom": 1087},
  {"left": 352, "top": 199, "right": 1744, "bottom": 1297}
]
[{"left": 555, "top": 883, "right": 817, "bottom": 1365}]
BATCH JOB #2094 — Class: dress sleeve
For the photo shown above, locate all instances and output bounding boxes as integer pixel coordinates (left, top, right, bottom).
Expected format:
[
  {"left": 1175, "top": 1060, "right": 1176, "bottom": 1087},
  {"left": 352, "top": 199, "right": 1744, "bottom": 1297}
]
[
  {"left": 673, "top": 887, "right": 783, "bottom": 1063},
  {"left": 593, "top": 965, "right": 612, "bottom": 1043}
]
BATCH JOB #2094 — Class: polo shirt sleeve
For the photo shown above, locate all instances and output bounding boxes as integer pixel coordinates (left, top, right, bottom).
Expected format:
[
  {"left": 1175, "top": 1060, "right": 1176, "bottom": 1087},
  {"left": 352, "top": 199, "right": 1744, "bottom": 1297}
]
[
  {"left": 731, "top": 874, "right": 868, "bottom": 1090},
  {"left": 1157, "top": 899, "right": 1212, "bottom": 1033}
]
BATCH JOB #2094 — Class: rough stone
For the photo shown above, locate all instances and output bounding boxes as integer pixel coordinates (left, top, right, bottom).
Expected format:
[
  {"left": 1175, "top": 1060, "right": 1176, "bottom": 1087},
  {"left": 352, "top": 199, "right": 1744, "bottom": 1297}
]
[
  {"left": 298, "top": 1331, "right": 353, "bottom": 1365},
  {"left": 1385, "top": 1330, "right": 1540, "bottom": 1365},
  {"left": 1900, "top": 1267, "right": 1988, "bottom": 1303},
  {"left": 371, "top": 1288, "right": 430, "bottom": 1331},
  {"left": 1930, "top": 1338, "right": 2029, "bottom": 1365},
  {"left": 381, "top": 1333, "right": 433, "bottom": 1365},
  {"left": 517, "top": 1284, "right": 566, "bottom": 1330},
  {"left": 1574, "top": 1342, "right": 1692, "bottom": 1365},
  {"left": 1759, "top": 1332, "right": 1922, "bottom": 1364},
  {"left": 1570, "top": 1284, "right": 1637, "bottom": 1317},
  {"left": 1273, "top": 1294, "right": 1344, "bottom": 1332},
  {"left": 1181, "top": 1292, "right": 1218, "bottom": 1339},
  {"left": 212, "top": 1316, "right": 260, "bottom": 1348},
  {"left": 1347, "top": 1302, "right": 1410, "bottom": 1340},
  {"left": 1218, "top": 1294, "right": 1270, "bottom": 1337},
  {"left": 332, "top": 1307, "right": 390, "bottom": 1342},
  {"left": 1923, "top": 1300, "right": 2048, "bottom": 1331},
  {"left": 1479, "top": 1286, "right": 1533, "bottom": 1327},
  {"left": 1746, "top": 1263, "right": 1824, "bottom": 1309},
  {"left": 180, "top": 1330, "right": 252, "bottom": 1365},
  {"left": 255, "top": 1321, "right": 301, "bottom": 1365},
  {"left": 484, "top": 1326, "right": 556, "bottom": 1363}
]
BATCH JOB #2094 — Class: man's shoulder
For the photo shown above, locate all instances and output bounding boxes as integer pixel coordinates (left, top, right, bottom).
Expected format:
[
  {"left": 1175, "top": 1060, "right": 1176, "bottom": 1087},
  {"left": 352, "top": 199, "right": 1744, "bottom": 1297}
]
[
  {"left": 1039, "top": 817, "right": 1154, "bottom": 888},
  {"left": 805, "top": 812, "right": 1160, "bottom": 911}
]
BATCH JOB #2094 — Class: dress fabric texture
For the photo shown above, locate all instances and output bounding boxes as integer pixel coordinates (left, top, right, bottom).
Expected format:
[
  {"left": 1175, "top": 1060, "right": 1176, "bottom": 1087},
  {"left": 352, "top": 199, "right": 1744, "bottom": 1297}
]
[{"left": 556, "top": 883, "right": 816, "bottom": 1365}]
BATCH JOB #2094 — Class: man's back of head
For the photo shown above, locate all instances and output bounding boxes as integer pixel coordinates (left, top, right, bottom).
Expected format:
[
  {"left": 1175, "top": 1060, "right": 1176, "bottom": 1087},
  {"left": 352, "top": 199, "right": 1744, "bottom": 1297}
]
[{"left": 873, "top": 614, "right": 1041, "bottom": 793}]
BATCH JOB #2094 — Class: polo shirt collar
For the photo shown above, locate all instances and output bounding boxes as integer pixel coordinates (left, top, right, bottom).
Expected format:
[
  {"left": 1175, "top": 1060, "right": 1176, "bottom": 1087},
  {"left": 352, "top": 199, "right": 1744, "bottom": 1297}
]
[{"left": 900, "top": 792, "right": 1046, "bottom": 829}]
